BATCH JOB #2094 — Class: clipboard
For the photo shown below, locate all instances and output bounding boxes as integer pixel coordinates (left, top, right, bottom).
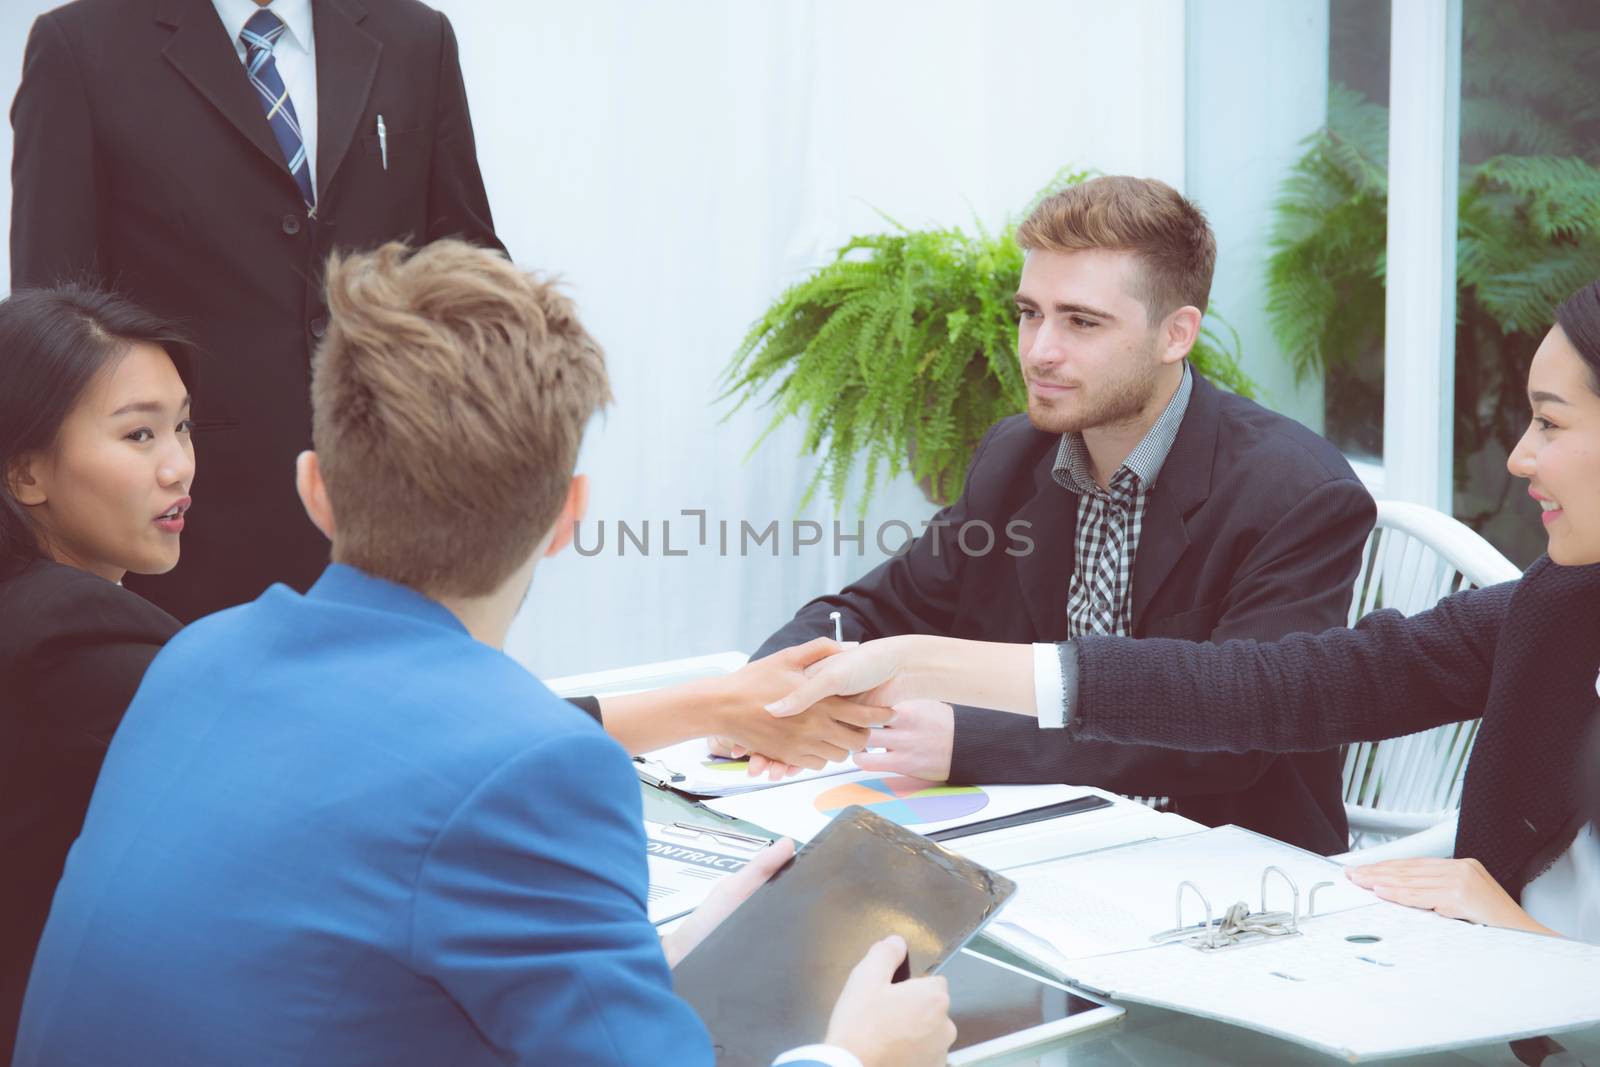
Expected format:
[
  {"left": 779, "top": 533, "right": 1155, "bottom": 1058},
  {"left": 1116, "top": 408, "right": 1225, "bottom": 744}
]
[
  {"left": 644, "top": 821, "right": 771, "bottom": 925},
  {"left": 632, "top": 737, "right": 855, "bottom": 798}
]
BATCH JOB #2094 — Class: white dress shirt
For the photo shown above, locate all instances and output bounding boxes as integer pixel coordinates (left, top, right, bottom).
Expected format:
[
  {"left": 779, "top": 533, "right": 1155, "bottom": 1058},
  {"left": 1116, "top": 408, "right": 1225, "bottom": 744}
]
[
  {"left": 212, "top": 0, "right": 319, "bottom": 193},
  {"left": 1521, "top": 822, "right": 1600, "bottom": 944}
]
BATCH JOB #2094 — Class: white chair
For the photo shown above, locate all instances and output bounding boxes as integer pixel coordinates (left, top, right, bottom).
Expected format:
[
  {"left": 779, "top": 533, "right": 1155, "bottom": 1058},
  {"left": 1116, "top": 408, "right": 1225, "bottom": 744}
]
[
  {"left": 1338, "top": 500, "right": 1521, "bottom": 853},
  {"left": 1333, "top": 811, "right": 1457, "bottom": 865}
]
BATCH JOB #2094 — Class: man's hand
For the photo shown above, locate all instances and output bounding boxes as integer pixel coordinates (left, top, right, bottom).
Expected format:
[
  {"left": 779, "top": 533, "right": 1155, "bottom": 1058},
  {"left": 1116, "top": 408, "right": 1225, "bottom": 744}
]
[
  {"left": 705, "top": 639, "right": 893, "bottom": 771},
  {"left": 1344, "top": 857, "right": 1557, "bottom": 934},
  {"left": 764, "top": 635, "right": 923, "bottom": 717},
  {"left": 662, "top": 839, "right": 794, "bottom": 968},
  {"left": 852, "top": 700, "right": 955, "bottom": 782},
  {"left": 825, "top": 935, "right": 956, "bottom": 1067}
]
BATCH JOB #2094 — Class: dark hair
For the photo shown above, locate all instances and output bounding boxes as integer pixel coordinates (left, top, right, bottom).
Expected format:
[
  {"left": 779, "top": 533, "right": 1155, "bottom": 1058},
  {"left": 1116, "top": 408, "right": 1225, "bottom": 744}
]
[
  {"left": 1555, "top": 279, "right": 1600, "bottom": 396},
  {"left": 0, "top": 285, "right": 195, "bottom": 575}
]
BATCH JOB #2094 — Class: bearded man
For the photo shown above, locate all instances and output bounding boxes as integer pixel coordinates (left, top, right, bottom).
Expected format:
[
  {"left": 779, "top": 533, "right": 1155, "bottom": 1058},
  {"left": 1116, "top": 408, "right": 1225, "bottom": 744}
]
[{"left": 753, "top": 176, "right": 1376, "bottom": 855}]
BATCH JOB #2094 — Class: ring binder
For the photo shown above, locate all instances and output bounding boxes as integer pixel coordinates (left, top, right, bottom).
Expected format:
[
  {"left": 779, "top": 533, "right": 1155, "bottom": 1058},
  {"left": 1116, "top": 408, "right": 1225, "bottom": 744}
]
[
  {"left": 1148, "top": 864, "right": 1339, "bottom": 952},
  {"left": 982, "top": 825, "right": 1600, "bottom": 1061}
]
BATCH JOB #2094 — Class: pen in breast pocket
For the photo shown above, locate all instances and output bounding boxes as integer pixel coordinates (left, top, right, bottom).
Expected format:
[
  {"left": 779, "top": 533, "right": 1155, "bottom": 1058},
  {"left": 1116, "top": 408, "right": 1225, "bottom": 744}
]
[{"left": 376, "top": 114, "right": 388, "bottom": 170}]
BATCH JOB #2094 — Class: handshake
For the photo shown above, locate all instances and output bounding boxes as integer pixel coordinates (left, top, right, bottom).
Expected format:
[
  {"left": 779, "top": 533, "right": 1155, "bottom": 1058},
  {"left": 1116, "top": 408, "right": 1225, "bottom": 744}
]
[
  {"left": 700, "top": 637, "right": 888, "bottom": 779},
  {"left": 692, "top": 636, "right": 957, "bottom": 783}
]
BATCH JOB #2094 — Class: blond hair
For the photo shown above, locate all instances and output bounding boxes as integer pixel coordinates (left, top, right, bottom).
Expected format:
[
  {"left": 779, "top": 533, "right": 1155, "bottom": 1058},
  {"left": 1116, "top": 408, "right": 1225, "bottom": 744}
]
[
  {"left": 312, "top": 239, "right": 610, "bottom": 597},
  {"left": 1015, "top": 176, "right": 1216, "bottom": 319}
]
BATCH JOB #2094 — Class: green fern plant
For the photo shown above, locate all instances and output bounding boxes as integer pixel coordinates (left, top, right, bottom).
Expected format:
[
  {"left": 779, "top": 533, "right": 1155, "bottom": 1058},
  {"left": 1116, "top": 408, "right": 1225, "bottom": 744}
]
[{"left": 723, "top": 173, "right": 1256, "bottom": 510}]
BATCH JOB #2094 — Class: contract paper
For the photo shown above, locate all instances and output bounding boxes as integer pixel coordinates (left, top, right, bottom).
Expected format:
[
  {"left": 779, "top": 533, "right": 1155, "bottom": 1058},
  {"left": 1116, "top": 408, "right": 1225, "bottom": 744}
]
[{"left": 644, "top": 820, "right": 769, "bottom": 924}]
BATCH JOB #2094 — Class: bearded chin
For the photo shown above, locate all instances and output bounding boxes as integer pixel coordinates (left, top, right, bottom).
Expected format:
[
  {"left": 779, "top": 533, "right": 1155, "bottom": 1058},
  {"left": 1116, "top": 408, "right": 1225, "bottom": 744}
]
[{"left": 1027, "top": 376, "right": 1155, "bottom": 435}]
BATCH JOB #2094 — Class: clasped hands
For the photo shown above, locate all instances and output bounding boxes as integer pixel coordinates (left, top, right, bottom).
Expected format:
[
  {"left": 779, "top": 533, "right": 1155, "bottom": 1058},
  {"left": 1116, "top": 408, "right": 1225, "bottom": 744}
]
[{"left": 703, "top": 637, "right": 888, "bottom": 779}]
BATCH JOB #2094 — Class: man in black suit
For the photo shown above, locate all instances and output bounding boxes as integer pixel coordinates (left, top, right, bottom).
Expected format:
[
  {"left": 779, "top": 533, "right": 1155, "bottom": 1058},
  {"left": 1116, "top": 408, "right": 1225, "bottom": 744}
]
[
  {"left": 10, "top": 0, "right": 503, "bottom": 620},
  {"left": 754, "top": 177, "right": 1376, "bottom": 855}
]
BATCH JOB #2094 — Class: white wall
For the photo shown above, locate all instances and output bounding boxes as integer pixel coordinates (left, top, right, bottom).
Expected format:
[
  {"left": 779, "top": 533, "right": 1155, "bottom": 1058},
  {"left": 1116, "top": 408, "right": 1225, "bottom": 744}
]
[
  {"left": 439, "top": 0, "right": 1191, "bottom": 673},
  {"left": 1, "top": 0, "right": 1192, "bottom": 673}
]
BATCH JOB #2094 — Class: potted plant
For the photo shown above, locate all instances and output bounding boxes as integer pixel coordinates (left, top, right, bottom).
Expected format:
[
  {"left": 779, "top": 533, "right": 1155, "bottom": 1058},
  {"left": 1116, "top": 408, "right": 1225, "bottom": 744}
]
[{"left": 723, "top": 171, "right": 1255, "bottom": 510}]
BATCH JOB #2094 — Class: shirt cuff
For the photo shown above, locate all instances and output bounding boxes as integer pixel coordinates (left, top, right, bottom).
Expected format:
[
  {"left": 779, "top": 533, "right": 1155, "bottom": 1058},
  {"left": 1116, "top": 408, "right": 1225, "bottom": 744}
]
[
  {"left": 773, "top": 1046, "right": 864, "bottom": 1067},
  {"left": 1033, "top": 642, "right": 1066, "bottom": 728}
]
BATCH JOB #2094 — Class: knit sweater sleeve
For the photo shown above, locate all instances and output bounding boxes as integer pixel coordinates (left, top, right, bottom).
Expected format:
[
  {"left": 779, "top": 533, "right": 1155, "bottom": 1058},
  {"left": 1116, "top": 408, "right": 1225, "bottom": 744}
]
[{"left": 1068, "top": 579, "right": 1515, "bottom": 753}]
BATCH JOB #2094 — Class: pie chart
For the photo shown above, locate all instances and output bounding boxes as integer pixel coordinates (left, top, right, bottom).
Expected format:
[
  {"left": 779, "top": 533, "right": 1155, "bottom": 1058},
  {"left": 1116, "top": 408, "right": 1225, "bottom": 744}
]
[{"left": 813, "top": 776, "right": 988, "bottom": 826}]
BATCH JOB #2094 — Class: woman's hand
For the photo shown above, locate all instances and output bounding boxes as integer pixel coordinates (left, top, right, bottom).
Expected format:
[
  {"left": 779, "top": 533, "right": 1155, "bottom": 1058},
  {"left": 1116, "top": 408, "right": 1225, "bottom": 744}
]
[
  {"left": 1345, "top": 857, "right": 1559, "bottom": 934},
  {"left": 763, "top": 634, "right": 1038, "bottom": 723},
  {"left": 764, "top": 635, "right": 923, "bottom": 717}
]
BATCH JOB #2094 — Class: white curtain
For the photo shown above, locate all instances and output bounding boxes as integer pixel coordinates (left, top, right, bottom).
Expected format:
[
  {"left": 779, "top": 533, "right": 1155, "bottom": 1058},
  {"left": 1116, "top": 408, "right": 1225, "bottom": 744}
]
[{"left": 0, "top": 0, "right": 1191, "bottom": 675}]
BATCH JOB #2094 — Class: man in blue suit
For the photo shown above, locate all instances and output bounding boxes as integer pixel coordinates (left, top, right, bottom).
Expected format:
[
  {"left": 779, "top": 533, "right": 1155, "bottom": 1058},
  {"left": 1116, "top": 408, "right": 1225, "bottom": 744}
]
[{"left": 14, "top": 240, "right": 954, "bottom": 1067}]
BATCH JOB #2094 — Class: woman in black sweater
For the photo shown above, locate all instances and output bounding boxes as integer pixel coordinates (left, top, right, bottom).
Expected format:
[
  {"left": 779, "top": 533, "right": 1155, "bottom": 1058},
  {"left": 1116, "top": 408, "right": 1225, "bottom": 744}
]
[
  {"left": 771, "top": 278, "right": 1600, "bottom": 942},
  {"left": 0, "top": 287, "right": 196, "bottom": 1055}
]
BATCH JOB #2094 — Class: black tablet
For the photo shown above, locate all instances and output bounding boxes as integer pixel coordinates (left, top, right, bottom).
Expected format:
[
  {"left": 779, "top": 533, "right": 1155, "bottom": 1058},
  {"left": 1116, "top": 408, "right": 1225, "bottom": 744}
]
[{"left": 672, "top": 805, "right": 1017, "bottom": 1066}]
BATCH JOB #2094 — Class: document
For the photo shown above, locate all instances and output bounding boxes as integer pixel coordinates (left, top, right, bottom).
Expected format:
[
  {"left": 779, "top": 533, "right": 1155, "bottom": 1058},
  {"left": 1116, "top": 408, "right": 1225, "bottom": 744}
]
[
  {"left": 703, "top": 769, "right": 1097, "bottom": 843},
  {"left": 644, "top": 820, "right": 770, "bottom": 924},
  {"left": 982, "top": 826, "right": 1600, "bottom": 1061}
]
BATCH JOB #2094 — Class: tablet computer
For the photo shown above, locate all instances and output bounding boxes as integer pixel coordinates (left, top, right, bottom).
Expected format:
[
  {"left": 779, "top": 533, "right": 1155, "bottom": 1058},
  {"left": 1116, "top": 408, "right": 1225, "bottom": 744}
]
[{"left": 672, "top": 805, "right": 1016, "bottom": 1067}]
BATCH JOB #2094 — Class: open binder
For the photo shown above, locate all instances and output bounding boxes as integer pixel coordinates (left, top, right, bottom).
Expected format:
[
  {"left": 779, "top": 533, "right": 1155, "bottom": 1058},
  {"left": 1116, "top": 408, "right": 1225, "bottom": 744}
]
[{"left": 983, "top": 826, "right": 1600, "bottom": 1061}]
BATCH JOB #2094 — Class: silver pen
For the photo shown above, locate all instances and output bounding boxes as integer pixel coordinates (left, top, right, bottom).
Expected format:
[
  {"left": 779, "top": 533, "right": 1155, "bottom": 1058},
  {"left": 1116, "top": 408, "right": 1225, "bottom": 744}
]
[
  {"left": 829, "top": 610, "right": 842, "bottom": 642},
  {"left": 376, "top": 114, "right": 388, "bottom": 171}
]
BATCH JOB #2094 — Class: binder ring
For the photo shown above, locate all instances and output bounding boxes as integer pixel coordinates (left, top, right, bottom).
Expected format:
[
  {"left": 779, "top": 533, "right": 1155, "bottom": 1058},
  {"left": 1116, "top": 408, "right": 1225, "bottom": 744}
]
[
  {"left": 1259, "top": 865, "right": 1301, "bottom": 932},
  {"left": 1173, "top": 880, "right": 1217, "bottom": 948}
]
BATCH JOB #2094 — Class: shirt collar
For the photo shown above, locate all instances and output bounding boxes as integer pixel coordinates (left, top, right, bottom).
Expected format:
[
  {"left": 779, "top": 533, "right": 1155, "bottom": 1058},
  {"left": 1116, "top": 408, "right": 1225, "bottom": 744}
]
[
  {"left": 1053, "top": 363, "right": 1194, "bottom": 497},
  {"left": 213, "top": 0, "right": 315, "bottom": 55},
  {"left": 304, "top": 563, "right": 471, "bottom": 637}
]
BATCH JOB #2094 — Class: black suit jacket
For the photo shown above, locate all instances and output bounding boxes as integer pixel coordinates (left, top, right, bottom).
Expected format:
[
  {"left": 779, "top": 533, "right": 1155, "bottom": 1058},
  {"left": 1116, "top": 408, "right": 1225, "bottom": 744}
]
[
  {"left": 10, "top": 0, "right": 504, "bottom": 621},
  {"left": 756, "top": 374, "right": 1376, "bottom": 854},
  {"left": 0, "top": 560, "right": 180, "bottom": 1059}
]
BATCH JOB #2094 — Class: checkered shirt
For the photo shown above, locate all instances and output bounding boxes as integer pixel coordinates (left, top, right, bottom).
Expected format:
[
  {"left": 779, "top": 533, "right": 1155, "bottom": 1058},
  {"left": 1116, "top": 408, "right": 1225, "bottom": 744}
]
[{"left": 1055, "top": 366, "right": 1193, "bottom": 639}]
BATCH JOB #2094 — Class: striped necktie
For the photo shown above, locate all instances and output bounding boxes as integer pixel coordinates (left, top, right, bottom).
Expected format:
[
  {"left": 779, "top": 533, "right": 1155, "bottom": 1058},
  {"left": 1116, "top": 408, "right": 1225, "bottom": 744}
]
[{"left": 240, "top": 9, "right": 315, "bottom": 214}]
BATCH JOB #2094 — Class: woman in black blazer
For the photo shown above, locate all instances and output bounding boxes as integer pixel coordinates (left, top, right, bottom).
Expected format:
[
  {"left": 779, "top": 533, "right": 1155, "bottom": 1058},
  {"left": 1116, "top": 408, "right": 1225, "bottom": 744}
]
[
  {"left": 0, "top": 286, "right": 196, "bottom": 1056},
  {"left": 771, "top": 277, "right": 1600, "bottom": 943}
]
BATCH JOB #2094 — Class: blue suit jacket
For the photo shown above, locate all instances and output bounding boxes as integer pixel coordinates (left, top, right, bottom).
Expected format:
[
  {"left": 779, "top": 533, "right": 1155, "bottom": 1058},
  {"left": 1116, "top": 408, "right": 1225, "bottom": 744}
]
[{"left": 16, "top": 565, "right": 825, "bottom": 1066}]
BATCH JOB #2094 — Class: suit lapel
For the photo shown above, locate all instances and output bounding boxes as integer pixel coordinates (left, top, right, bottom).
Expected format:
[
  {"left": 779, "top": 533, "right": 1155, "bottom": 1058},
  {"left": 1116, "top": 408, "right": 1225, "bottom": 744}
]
[
  {"left": 1131, "top": 373, "right": 1219, "bottom": 627},
  {"left": 1012, "top": 449, "right": 1080, "bottom": 640},
  {"left": 157, "top": 0, "right": 294, "bottom": 182},
  {"left": 312, "top": 0, "right": 382, "bottom": 203}
]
